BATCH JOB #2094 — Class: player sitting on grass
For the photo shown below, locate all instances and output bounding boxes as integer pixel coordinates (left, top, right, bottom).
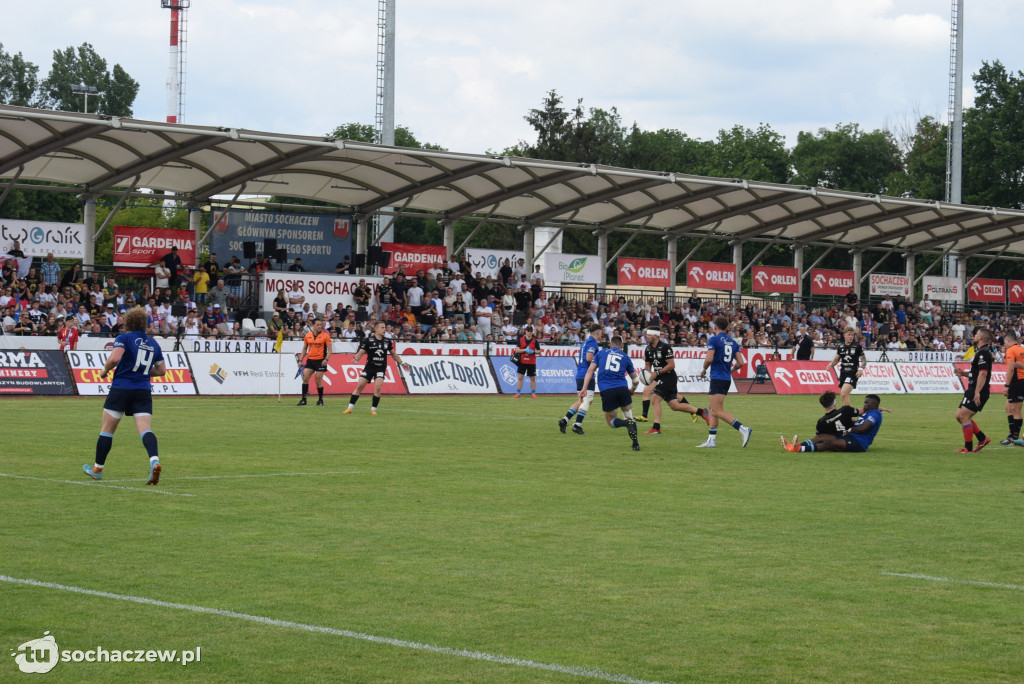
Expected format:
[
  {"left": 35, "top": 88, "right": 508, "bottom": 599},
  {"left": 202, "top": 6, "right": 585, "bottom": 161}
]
[{"left": 781, "top": 394, "right": 884, "bottom": 453}]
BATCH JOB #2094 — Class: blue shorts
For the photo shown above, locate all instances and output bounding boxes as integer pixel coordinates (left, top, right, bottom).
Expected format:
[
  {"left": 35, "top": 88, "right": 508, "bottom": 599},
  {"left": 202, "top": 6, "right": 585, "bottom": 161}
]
[
  {"left": 843, "top": 435, "right": 866, "bottom": 453},
  {"left": 576, "top": 376, "right": 595, "bottom": 392},
  {"left": 708, "top": 378, "right": 731, "bottom": 396},
  {"left": 104, "top": 388, "right": 154, "bottom": 416},
  {"left": 600, "top": 386, "right": 633, "bottom": 413}
]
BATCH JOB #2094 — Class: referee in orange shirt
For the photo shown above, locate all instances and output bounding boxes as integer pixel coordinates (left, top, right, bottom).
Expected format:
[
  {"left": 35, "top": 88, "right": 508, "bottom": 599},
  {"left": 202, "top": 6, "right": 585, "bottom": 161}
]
[
  {"left": 298, "top": 319, "right": 332, "bottom": 406},
  {"left": 1001, "top": 330, "right": 1024, "bottom": 445}
]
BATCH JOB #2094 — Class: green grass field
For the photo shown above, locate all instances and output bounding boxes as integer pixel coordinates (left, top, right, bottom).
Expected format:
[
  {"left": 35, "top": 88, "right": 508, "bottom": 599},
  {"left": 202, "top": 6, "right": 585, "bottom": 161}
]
[{"left": 1, "top": 393, "right": 1022, "bottom": 683}]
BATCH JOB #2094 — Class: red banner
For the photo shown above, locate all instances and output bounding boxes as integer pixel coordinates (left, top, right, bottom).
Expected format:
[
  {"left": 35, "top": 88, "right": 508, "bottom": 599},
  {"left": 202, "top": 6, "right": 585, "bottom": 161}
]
[
  {"left": 380, "top": 242, "right": 447, "bottom": 276},
  {"left": 765, "top": 361, "right": 836, "bottom": 394},
  {"left": 113, "top": 226, "right": 196, "bottom": 270},
  {"left": 686, "top": 261, "right": 736, "bottom": 291},
  {"left": 752, "top": 266, "right": 799, "bottom": 294},
  {"left": 322, "top": 354, "right": 405, "bottom": 394},
  {"left": 954, "top": 362, "right": 1006, "bottom": 390},
  {"left": 618, "top": 257, "right": 671, "bottom": 287},
  {"left": 810, "top": 268, "right": 855, "bottom": 296},
  {"left": 1008, "top": 280, "right": 1024, "bottom": 304},
  {"left": 967, "top": 278, "right": 1005, "bottom": 303}
]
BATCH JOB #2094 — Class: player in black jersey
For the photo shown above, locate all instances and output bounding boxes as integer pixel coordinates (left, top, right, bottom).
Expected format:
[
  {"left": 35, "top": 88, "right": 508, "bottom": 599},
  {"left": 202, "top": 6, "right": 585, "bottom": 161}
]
[
  {"left": 345, "top": 320, "right": 410, "bottom": 415},
  {"left": 641, "top": 326, "right": 707, "bottom": 434},
  {"left": 828, "top": 326, "right": 866, "bottom": 407},
  {"left": 953, "top": 327, "right": 994, "bottom": 453},
  {"left": 814, "top": 390, "right": 858, "bottom": 437}
]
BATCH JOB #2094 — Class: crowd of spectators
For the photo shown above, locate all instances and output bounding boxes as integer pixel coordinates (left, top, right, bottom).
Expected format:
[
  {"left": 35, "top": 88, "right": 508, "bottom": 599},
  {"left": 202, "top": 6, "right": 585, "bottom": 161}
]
[{"left": 3, "top": 243, "right": 1021, "bottom": 354}]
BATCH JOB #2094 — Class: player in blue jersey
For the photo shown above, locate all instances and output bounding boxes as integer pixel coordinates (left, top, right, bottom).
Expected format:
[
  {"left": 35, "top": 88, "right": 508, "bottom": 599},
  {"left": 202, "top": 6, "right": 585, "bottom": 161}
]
[
  {"left": 82, "top": 307, "right": 167, "bottom": 484},
  {"left": 698, "top": 316, "right": 752, "bottom": 448},
  {"left": 578, "top": 334, "right": 641, "bottom": 450},
  {"left": 558, "top": 324, "right": 604, "bottom": 435},
  {"left": 781, "top": 394, "right": 884, "bottom": 452}
]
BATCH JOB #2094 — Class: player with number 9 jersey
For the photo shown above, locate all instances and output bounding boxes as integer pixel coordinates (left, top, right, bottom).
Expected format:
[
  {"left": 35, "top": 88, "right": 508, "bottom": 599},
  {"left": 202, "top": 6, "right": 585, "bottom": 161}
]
[{"left": 706, "top": 329, "right": 739, "bottom": 383}]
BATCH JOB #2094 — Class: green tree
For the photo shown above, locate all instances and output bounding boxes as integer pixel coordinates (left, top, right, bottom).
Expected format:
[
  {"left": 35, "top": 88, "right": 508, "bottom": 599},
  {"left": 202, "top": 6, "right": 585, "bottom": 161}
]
[
  {"left": 621, "top": 124, "right": 713, "bottom": 175},
  {"left": 707, "top": 124, "right": 790, "bottom": 183},
  {"left": 962, "top": 60, "right": 1024, "bottom": 209},
  {"left": 0, "top": 182, "right": 81, "bottom": 222},
  {"left": 790, "top": 123, "right": 903, "bottom": 194},
  {"left": 518, "top": 90, "right": 627, "bottom": 165},
  {"left": 0, "top": 43, "right": 40, "bottom": 106},
  {"left": 38, "top": 42, "right": 139, "bottom": 116},
  {"left": 886, "top": 115, "right": 947, "bottom": 200}
]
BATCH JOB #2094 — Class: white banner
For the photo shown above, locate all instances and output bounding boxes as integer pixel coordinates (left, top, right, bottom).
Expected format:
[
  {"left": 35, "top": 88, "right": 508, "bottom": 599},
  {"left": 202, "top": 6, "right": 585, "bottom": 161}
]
[
  {"left": 465, "top": 249, "right": 524, "bottom": 281},
  {"left": 922, "top": 276, "right": 962, "bottom": 302},
  {"left": 1, "top": 219, "right": 85, "bottom": 258},
  {"left": 633, "top": 358, "right": 738, "bottom": 395},
  {"left": 189, "top": 352, "right": 294, "bottom": 395},
  {"left": 260, "top": 272, "right": 383, "bottom": 313},
  {"left": 544, "top": 253, "right": 603, "bottom": 285},
  {"left": 179, "top": 338, "right": 276, "bottom": 354},
  {"left": 67, "top": 350, "right": 195, "bottom": 395},
  {"left": 403, "top": 356, "right": 497, "bottom": 394},
  {"left": 851, "top": 362, "right": 906, "bottom": 395},
  {"left": 895, "top": 363, "right": 963, "bottom": 393},
  {"left": 869, "top": 273, "right": 911, "bottom": 297}
]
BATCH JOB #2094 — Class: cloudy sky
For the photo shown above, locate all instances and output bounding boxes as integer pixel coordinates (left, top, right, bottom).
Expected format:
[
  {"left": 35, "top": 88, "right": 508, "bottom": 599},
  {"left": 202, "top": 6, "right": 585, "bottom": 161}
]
[{"left": 6, "top": 1, "right": 1024, "bottom": 156}]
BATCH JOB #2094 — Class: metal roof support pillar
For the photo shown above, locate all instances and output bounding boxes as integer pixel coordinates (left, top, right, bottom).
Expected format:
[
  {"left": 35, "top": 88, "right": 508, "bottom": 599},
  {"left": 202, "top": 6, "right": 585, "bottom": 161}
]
[
  {"left": 732, "top": 242, "right": 743, "bottom": 303},
  {"left": 954, "top": 252, "right": 965, "bottom": 309},
  {"left": 597, "top": 230, "right": 608, "bottom": 300},
  {"left": 521, "top": 225, "right": 535, "bottom": 271},
  {"left": 442, "top": 219, "right": 454, "bottom": 260},
  {"left": 82, "top": 195, "right": 97, "bottom": 268},
  {"left": 793, "top": 246, "right": 804, "bottom": 304},
  {"left": 355, "top": 215, "right": 369, "bottom": 275},
  {"left": 905, "top": 253, "right": 916, "bottom": 299},
  {"left": 189, "top": 204, "right": 202, "bottom": 258},
  {"left": 666, "top": 236, "right": 678, "bottom": 304},
  {"left": 852, "top": 250, "right": 863, "bottom": 301}
]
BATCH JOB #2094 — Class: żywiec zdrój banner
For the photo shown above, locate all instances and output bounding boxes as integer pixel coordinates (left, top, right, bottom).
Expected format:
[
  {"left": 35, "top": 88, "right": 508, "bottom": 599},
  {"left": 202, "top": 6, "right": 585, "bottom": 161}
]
[
  {"left": 403, "top": 357, "right": 497, "bottom": 394},
  {"left": 0, "top": 350, "right": 74, "bottom": 395}
]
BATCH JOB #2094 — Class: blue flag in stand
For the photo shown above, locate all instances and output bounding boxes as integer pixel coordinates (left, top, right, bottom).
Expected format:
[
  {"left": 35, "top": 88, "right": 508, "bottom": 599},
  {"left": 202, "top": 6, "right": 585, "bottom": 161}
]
[{"left": 12, "top": 297, "right": 22, "bottom": 323}]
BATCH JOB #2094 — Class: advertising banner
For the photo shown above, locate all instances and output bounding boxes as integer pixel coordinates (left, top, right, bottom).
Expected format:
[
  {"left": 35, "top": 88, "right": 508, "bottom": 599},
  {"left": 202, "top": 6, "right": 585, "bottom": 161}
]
[
  {"left": 67, "top": 350, "right": 195, "bottom": 395},
  {"left": 0, "top": 219, "right": 85, "bottom": 259},
  {"left": 922, "top": 276, "right": 962, "bottom": 302},
  {"left": 766, "top": 361, "right": 836, "bottom": 395},
  {"left": 190, "top": 352, "right": 293, "bottom": 395},
  {"left": 113, "top": 226, "right": 196, "bottom": 271},
  {"left": 320, "top": 354, "right": 405, "bottom": 395},
  {"left": 752, "top": 266, "right": 799, "bottom": 294},
  {"left": 395, "top": 343, "right": 485, "bottom": 356},
  {"left": 851, "top": 362, "right": 906, "bottom": 394},
  {"left": 810, "top": 268, "right": 855, "bottom": 296},
  {"left": 895, "top": 363, "right": 963, "bottom": 393},
  {"left": 869, "top": 273, "right": 912, "bottom": 297},
  {"left": 657, "top": 357, "right": 737, "bottom": 395},
  {"left": 260, "top": 272, "right": 383, "bottom": 313},
  {"left": 491, "top": 343, "right": 577, "bottom": 358},
  {"left": 465, "top": 248, "right": 524, "bottom": 281},
  {"left": 1009, "top": 280, "right": 1024, "bottom": 304},
  {"left": 544, "top": 253, "right": 603, "bottom": 285},
  {"left": 490, "top": 356, "right": 577, "bottom": 394},
  {"left": 381, "top": 242, "right": 447, "bottom": 276},
  {"left": 618, "top": 257, "right": 671, "bottom": 287},
  {"left": 954, "top": 362, "right": 1006, "bottom": 391},
  {"left": 404, "top": 356, "right": 497, "bottom": 394},
  {"left": 686, "top": 261, "right": 736, "bottom": 291},
  {"left": 0, "top": 350, "right": 74, "bottom": 395},
  {"left": 178, "top": 339, "right": 277, "bottom": 354},
  {"left": 967, "top": 278, "right": 1005, "bottom": 303},
  {"left": 209, "top": 209, "right": 352, "bottom": 273}
]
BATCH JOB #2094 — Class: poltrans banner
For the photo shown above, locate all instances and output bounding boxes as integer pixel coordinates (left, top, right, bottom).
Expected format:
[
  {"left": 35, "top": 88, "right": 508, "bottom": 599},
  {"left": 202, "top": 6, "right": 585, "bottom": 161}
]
[
  {"left": 210, "top": 209, "right": 352, "bottom": 273},
  {"left": 490, "top": 356, "right": 577, "bottom": 394}
]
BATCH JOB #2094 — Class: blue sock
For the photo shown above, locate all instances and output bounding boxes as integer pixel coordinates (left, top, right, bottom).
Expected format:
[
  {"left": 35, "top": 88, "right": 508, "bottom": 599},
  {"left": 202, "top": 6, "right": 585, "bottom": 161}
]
[
  {"left": 141, "top": 431, "right": 159, "bottom": 461},
  {"left": 95, "top": 433, "right": 113, "bottom": 466},
  {"left": 731, "top": 419, "right": 743, "bottom": 430},
  {"left": 801, "top": 443, "right": 817, "bottom": 452},
  {"left": 709, "top": 428, "right": 718, "bottom": 437},
  {"left": 611, "top": 418, "right": 626, "bottom": 428},
  {"left": 563, "top": 408, "right": 577, "bottom": 421},
  {"left": 574, "top": 409, "right": 587, "bottom": 424},
  {"left": 802, "top": 440, "right": 814, "bottom": 449}
]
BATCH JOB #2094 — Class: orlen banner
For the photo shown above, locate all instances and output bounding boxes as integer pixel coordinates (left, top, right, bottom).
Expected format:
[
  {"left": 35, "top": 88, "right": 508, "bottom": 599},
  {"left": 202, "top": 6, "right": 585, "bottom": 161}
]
[
  {"left": 687, "top": 261, "right": 736, "bottom": 291},
  {"left": 321, "top": 354, "right": 405, "bottom": 395},
  {"left": 0, "top": 218, "right": 85, "bottom": 258},
  {"left": 922, "top": 276, "right": 962, "bottom": 302},
  {"left": 544, "top": 253, "right": 603, "bottom": 285},
  {"left": 752, "top": 266, "right": 799, "bottom": 294},
  {"left": 766, "top": 361, "right": 836, "bottom": 395},
  {"left": 260, "top": 272, "right": 383, "bottom": 313},
  {"left": 490, "top": 356, "right": 577, "bottom": 394},
  {"left": 869, "top": 274, "right": 911, "bottom": 297},
  {"left": 955, "top": 362, "right": 1006, "bottom": 391},
  {"left": 810, "top": 269, "right": 855, "bottom": 296},
  {"left": 1010, "top": 280, "right": 1024, "bottom": 305},
  {"left": 113, "top": 226, "right": 196, "bottom": 270},
  {"left": 381, "top": 242, "right": 447, "bottom": 276},
  {"left": 189, "top": 353, "right": 292, "bottom": 395},
  {"left": 404, "top": 357, "right": 497, "bottom": 394},
  {"left": 466, "top": 248, "right": 524, "bottom": 280},
  {"left": 895, "top": 363, "right": 962, "bottom": 393},
  {"left": 67, "top": 350, "right": 195, "bottom": 395},
  {"left": 618, "top": 257, "right": 671, "bottom": 287},
  {"left": 0, "top": 350, "right": 74, "bottom": 395},
  {"left": 967, "top": 278, "right": 1005, "bottom": 304},
  {"left": 209, "top": 209, "right": 352, "bottom": 273}
]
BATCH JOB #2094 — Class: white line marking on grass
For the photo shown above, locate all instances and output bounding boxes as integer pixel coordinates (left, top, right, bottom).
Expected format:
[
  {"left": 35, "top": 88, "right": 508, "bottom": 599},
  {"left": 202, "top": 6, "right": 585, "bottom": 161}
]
[
  {"left": 882, "top": 571, "right": 1024, "bottom": 591},
  {"left": 0, "top": 473, "right": 194, "bottom": 497},
  {"left": 0, "top": 574, "right": 669, "bottom": 684},
  {"left": 102, "top": 471, "right": 361, "bottom": 483}
]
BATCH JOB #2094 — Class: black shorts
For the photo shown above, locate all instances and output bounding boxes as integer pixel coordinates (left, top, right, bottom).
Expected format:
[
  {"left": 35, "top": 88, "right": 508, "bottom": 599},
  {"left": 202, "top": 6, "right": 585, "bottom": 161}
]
[
  {"left": 960, "top": 391, "right": 989, "bottom": 413},
  {"left": 653, "top": 377, "right": 677, "bottom": 401},
  {"left": 838, "top": 372, "right": 858, "bottom": 389},
  {"left": 843, "top": 435, "right": 866, "bottom": 453},
  {"left": 708, "top": 378, "right": 731, "bottom": 396},
  {"left": 576, "top": 377, "right": 595, "bottom": 392},
  {"left": 516, "top": 362, "right": 536, "bottom": 377},
  {"left": 304, "top": 359, "right": 327, "bottom": 373},
  {"left": 361, "top": 365, "right": 387, "bottom": 381},
  {"left": 104, "top": 388, "right": 154, "bottom": 416},
  {"left": 1006, "top": 381, "right": 1024, "bottom": 404},
  {"left": 600, "top": 386, "right": 633, "bottom": 413}
]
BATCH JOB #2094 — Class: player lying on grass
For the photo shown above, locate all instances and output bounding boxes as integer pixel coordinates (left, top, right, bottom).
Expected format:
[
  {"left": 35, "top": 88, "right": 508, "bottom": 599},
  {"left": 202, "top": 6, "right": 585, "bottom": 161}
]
[{"left": 781, "top": 393, "right": 884, "bottom": 453}]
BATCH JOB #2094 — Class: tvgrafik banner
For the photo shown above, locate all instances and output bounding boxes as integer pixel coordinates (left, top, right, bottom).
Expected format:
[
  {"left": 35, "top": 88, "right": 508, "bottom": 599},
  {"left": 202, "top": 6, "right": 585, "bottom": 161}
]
[
  {"left": 490, "top": 356, "right": 578, "bottom": 394},
  {"left": 544, "top": 253, "right": 603, "bottom": 285},
  {"left": 465, "top": 249, "right": 524, "bottom": 281},
  {"left": 113, "top": 226, "right": 196, "bottom": 270},
  {"left": 0, "top": 219, "right": 85, "bottom": 259},
  {"left": 66, "top": 350, "right": 196, "bottom": 395},
  {"left": 0, "top": 350, "right": 74, "bottom": 395},
  {"left": 403, "top": 356, "right": 497, "bottom": 394},
  {"left": 209, "top": 209, "right": 352, "bottom": 273}
]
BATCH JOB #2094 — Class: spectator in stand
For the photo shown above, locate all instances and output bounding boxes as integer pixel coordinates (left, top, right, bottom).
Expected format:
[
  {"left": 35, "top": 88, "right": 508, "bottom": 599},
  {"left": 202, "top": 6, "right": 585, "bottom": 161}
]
[
  {"left": 353, "top": 279, "right": 371, "bottom": 310},
  {"left": 150, "top": 246, "right": 183, "bottom": 286},
  {"left": 336, "top": 255, "right": 353, "bottom": 274},
  {"left": 390, "top": 274, "right": 407, "bottom": 312},
  {"left": 918, "top": 294, "right": 933, "bottom": 324},
  {"left": 288, "top": 257, "right": 306, "bottom": 272},
  {"left": 845, "top": 286, "right": 859, "bottom": 314},
  {"left": 193, "top": 264, "right": 210, "bottom": 304},
  {"left": 895, "top": 303, "right": 907, "bottom": 327},
  {"left": 377, "top": 277, "right": 393, "bottom": 313},
  {"left": 224, "top": 257, "right": 245, "bottom": 302},
  {"left": 208, "top": 279, "right": 229, "bottom": 310},
  {"left": 40, "top": 253, "right": 61, "bottom": 288},
  {"left": 153, "top": 259, "right": 171, "bottom": 290},
  {"left": 406, "top": 277, "right": 424, "bottom": 315},
  {"left": 498, "top": 258, "right": 513, "bottom": 287}
]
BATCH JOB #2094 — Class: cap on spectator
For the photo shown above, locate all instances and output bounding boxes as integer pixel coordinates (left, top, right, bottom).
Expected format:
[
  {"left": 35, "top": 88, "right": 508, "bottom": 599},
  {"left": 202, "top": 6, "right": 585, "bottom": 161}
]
[
  {"left": 119, "top": 306, "right": 127, "bottom": 312},
  {"left": 106, "top": 303, "right": 114, "bottom": 308},
  {"left": 213, "top": 303, "right": 220, "bottom": 308}
]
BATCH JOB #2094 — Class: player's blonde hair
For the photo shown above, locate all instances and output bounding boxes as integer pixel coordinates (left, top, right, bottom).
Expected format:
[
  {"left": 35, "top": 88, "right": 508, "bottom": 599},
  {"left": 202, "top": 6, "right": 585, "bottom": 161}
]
[
  {"left": 843, "top": 326, "right": 857, "bottom": 336},
  {"left": 124, "top": 306, "right": 148, "bottom": 332}
]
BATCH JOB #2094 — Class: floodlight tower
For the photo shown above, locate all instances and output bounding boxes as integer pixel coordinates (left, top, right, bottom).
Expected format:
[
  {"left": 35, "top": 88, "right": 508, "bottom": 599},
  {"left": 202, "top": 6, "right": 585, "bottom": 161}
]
[
  {"left": 944, "top": 0, "right": 964, "bottom": 277},
  {"left": 374, "top": 0, "right": 396, "bottom": 244},
  {"left": 161, "top": 0, "right": 190, "bottom": 123}
]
